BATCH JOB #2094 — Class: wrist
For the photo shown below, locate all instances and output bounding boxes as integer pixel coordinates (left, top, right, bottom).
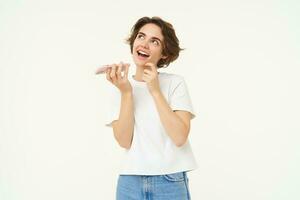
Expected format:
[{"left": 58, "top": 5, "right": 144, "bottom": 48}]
[
  {"left": 121, "top": 90, "right": 133, "bottom": 96},
  {"left": 150, "top": 90, "right": 162, "bottom": 98}
]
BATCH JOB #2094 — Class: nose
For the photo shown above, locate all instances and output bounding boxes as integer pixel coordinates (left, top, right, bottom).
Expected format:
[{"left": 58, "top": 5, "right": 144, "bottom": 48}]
[{"left": 140, "top": 39, "right": 150, "bottom": 49}]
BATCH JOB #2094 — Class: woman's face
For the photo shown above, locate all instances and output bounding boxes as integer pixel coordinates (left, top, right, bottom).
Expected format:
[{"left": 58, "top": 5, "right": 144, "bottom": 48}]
[{"left": 132, "top": 23, "right": 166, "bottom": 68}]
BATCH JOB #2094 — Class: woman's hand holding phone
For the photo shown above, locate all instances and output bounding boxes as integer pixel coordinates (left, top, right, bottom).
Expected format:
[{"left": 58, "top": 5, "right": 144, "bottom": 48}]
[{"left": 103, "top": 62, "right": 132, "bottom": 94}]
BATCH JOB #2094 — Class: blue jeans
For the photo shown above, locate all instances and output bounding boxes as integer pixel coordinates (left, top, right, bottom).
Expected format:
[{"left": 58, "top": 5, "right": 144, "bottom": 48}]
[{"left": 116, "top": 171, "right": 191, "bottom": 200}]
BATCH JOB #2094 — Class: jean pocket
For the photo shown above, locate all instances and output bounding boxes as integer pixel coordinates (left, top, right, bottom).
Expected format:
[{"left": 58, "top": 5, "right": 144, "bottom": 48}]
[{"left": 163, "top": 172, "right": 185, "bottom": 182}]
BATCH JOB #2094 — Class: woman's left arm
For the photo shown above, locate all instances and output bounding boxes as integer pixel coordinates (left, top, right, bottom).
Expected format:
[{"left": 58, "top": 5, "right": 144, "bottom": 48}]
[
  {"left": 143, "top": 63, "right": 192, "bottom": 147},
  {"left": 151, "top": 91, "right": 192, "bottom": 147}
]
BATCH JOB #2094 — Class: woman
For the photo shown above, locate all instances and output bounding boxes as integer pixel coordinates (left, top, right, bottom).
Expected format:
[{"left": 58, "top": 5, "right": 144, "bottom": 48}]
[{"left": 104, "top": 16, "right": 198, "bottom": 200}]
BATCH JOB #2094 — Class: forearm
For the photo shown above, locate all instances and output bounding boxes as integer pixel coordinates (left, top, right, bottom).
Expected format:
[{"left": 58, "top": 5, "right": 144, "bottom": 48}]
[
  {"left": 113, "top": 92, "right": 134, "bottom": 149},
  {"left": 151, "top": 91, "right": 188, "bottom": 147}
]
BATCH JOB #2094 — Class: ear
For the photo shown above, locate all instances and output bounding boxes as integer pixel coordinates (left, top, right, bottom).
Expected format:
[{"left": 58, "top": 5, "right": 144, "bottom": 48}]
[{"left": 161, "top": 55, "right": 167, "bottom": 59}]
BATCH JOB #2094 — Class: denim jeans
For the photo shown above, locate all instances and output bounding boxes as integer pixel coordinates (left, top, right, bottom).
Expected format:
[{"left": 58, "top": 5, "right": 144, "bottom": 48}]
[{"left": 116, "top": 171, "right": 191, "bottom": 200}]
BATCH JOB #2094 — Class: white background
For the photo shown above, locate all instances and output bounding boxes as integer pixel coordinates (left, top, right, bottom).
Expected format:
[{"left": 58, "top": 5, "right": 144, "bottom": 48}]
[{"left": 1, "top": 0, "right": 299, "bottom": 199}]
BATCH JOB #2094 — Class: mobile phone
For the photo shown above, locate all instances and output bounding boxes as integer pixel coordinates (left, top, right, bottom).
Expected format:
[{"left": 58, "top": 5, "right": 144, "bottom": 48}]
[
  {"left": 95, "top": 65, "right": 110, "bottom": 74},
  {"left": 95, "top": 63, "right": 130, "bottom": 75}
]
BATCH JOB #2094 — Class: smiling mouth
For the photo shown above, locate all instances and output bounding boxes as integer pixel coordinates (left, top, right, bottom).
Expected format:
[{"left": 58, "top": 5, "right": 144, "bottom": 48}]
[{"left": 137, "top": 50, "right": 150, "bottom": 58}]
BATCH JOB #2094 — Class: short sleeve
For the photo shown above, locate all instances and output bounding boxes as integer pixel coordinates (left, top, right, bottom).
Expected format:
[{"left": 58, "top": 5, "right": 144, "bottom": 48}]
[
  {"left": 104, "top": 86, "right": 121, "bottom": 127},
  {"left": 169, "top": 77, "right": 196, "bottom": 119}
]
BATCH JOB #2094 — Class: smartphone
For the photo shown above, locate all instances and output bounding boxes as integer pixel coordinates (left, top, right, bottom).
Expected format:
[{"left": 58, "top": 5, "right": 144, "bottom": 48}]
[
  {"left": 95, "top": 64, "right": 130, "bottom": 75},
  {"left": 95, "top": 65, "right": 110, "bottom": 74}
]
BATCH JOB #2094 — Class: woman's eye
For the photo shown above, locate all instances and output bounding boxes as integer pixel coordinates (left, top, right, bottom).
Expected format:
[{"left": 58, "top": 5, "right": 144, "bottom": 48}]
[
  {"left": 137, "top": 34, "right": 144, "bottom": 39},
  {"left": 152, "top": 40, "right": 159, "bottom": 46}
]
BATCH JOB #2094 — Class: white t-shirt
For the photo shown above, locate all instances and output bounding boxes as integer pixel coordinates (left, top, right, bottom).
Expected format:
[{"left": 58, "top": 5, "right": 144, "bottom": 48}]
[{"left": 105, "top": 72, "right": 198, "bottom": 175}]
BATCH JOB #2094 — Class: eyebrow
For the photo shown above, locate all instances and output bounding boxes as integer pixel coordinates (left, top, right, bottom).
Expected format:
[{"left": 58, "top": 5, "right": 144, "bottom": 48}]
[{"left": 137, "top": 32, "right": 163, "bottom": 43}]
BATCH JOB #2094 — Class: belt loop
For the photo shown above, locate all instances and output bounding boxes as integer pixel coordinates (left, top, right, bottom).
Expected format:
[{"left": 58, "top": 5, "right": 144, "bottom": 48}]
[
  {"left": 183, "top": 171, "right": 187, "bottom": 179},
  {"left": 183, "top": 171, "right": 191, "bottom": 199}
]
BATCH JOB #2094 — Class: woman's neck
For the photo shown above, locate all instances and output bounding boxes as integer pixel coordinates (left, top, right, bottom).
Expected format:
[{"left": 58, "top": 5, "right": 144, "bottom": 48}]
[{"left": 133, "top": 65, "right": 145, "bottom": 82}]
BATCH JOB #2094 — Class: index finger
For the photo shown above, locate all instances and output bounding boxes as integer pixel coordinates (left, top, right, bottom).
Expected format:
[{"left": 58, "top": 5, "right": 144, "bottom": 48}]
[{"left": 123, "top": 63, "right": 130, "bottom": 79}]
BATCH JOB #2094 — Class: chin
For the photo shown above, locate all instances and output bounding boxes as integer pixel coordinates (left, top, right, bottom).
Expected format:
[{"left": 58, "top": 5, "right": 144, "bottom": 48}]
[
  {"left": 133, "top": 57, "right": 147, "bottom": 67},
  {"left": 132, "top": 54, "right": 158, "bottom": 68}
]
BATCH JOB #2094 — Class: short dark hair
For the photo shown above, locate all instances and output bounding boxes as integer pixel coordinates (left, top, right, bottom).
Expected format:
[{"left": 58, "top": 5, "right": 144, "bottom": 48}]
[{"left": 126, "top": 16, "right": 184, "bottom": 68}]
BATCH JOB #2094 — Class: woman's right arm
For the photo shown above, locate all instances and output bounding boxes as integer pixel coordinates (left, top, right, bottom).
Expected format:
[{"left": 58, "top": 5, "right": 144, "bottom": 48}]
[
  {"left": 106, "top": 63, "right": 134, "bottom": 149},
  {"left": 112, "top": 91, "right": 134, "bottom": 149}
]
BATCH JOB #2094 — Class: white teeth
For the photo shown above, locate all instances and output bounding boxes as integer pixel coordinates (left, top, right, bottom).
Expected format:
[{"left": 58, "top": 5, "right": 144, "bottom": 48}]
[{"left": 138, "top": 50, "right": 149, "bottom": 56}]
